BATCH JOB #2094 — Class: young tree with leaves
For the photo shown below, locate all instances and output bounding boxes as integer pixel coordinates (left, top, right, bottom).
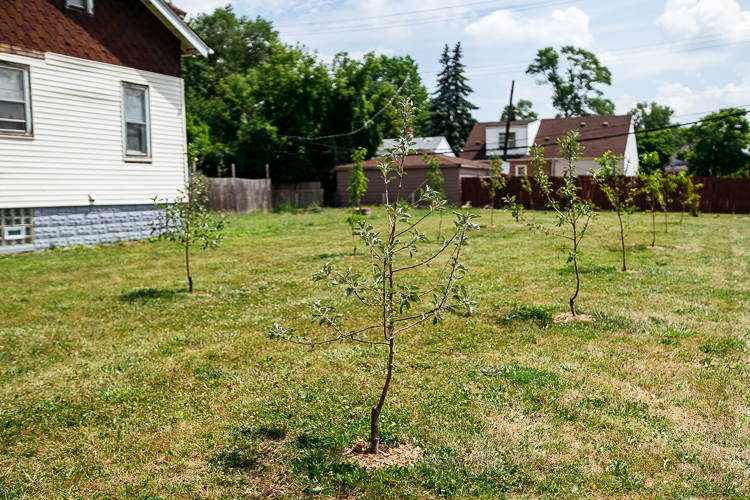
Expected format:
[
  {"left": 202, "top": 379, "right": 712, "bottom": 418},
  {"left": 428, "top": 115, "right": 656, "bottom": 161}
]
[
  {"left": 270, "top": 97, "right": 480, "bottom": 454},
  {"left": 480, "top": 157, "right": 508, "bottom": 226},
  {"left": 347, "top": 147, "right": 369, "bottom": 256},
  {"left": 527, "top": 46, "right": 614, "bottom": 117},
  {"left": 673, "top": 172, "right": 702, "bottom": 221},
  {"left": 637, "top": 152, "right": 665, "bottom": 247},
  {"left": 423, "top": 153, "right": 446, "bottom": 240},
  {"left": 151, "top": 176, "right": 227, "bottom": 294},
  {"left": 429, "top": 42, "right": 478, "bottom": 154},
  {"left": 592, "top": 152, "right": 637, "bottom": 272},
  {"left": 506, "top": 132, "right": 596, "bottom": 316}
]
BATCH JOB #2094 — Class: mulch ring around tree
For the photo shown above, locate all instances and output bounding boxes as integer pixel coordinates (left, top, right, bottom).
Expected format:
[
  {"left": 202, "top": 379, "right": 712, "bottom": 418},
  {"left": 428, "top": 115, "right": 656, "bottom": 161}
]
[
  {"left": 553, "top": 312, "right": 595, "bottom": 323},
  {"left": 343, "top": 441, "right": 423, "bottom": 470}
]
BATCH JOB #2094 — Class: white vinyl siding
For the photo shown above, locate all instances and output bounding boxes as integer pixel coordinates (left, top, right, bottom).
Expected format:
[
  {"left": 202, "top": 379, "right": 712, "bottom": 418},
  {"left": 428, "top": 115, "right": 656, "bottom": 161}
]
[
  {"left": 66, "top": 0, "right": 94, "bottom": 14},
  {"left": 0, "top": 52, "right": 187, "bottom": 209},
  {"left": 0, "top": 63, "right": 31, "bottom": 135}
]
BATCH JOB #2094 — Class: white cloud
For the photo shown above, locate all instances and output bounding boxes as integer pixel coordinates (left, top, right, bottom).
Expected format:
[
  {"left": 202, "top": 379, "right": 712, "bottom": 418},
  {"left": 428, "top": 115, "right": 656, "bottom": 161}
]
[
  {"left": 652, "top": 76, "right": 750, "bottom": 117},
  {"left": 464, "top": 6, "right": 593, "bottom": 47},
  {"left": 656, "top": 0, "right": 750, "bottom": 39}
]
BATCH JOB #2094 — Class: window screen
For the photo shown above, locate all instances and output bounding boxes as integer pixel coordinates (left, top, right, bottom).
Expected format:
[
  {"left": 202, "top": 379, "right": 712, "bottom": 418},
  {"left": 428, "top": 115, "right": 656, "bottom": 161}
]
[
  {"left": 0, "top": 65, "right": 31, "bottom": 134},
  {"left": 66, "top": 0, "right": 93, "bottom": 14},
  {"left": 123, "top": 85, "right": 150, "bottom": 156}
]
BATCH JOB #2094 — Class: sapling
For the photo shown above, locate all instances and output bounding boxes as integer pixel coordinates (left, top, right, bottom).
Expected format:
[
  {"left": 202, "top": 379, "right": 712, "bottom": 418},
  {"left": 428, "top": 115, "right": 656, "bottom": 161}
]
[
  {"left": 637, "top": 153, "right": 664, "bottom": 247},
  {"left": 592, "top": 151, "right": 637, "bottom": 272},
  {"left": 673, "top": 172, "right": 702, "bottom": 222},
  {"left": 506, "top": 132, "right": 596, "bottom": 316},
  {"left": 270, "top": 97, "right": 480, "bottom": 454},
  {"left": 347, "top": 147, "right": 369, "bottom": 256},
  {"left": 520, "top": 175, "right": 535, "bottom": 219},
  {"left": 423, "top": 153, "right": 446, "bottom": 241},
  {"left": 151, "top": 175, "right": 227, "bottom": 294},
  {"left": 480, "top": 156, "right": 508, "bottom": 226}
]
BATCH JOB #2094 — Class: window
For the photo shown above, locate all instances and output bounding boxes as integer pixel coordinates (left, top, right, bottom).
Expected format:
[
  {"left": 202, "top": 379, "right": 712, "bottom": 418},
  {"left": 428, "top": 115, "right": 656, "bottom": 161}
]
[
  {"left": 498, "top": 131, "right": 517, "bottom": 148},
  {"left": 66, "top": 0, "right": 93, "bottom": 14},
  {"left": 123, "top": 84, "right": 150, "bottom": 157},
  {"left": 516, "top": 165, "right": 528, "bottom": 176},
  {"left": 0, "top": 64, "right": 31, "bottom": 135}
]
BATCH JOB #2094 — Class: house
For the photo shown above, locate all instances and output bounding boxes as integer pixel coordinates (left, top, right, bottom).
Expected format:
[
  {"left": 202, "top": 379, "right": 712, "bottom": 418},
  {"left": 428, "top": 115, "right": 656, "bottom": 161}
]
[
  {"left": 334, "top": 151, "right": 490, "bottom": 206},
  {"left": 377, "top": 136, "right": 455, "bottom": 157},
  {"left": 0, "top": 0, "right": 209, "bottom": 253},
  {"left": 461, "top": 115, "right": 639, "bottom": 177}
]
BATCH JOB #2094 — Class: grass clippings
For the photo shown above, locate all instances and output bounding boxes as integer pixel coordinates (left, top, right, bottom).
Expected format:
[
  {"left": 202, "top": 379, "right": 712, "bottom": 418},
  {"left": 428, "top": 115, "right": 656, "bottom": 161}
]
[
  {"left": 553, "top": 312, "right": 595, "bottom": 323},
  {"left": 344, "top": 441, "right": 423, "bottom": 470}
]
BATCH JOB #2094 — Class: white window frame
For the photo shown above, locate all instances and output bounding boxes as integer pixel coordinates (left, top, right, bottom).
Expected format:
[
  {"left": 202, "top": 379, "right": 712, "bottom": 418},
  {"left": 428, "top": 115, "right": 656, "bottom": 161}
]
[
  {"left": 122, "top": 83, "right": 152, "bottom": 159},
  {"left": 516, "top": 164, "right": 528, "bottom": 177},
  {"left": 0, "top": 62, "right": 32, "bottom": 136},
  {"left": 499, "top": 131, "right": 517, "bottom": 149},
  {"left": 66, "top": 0, "right": 94, "bottom": 14}
]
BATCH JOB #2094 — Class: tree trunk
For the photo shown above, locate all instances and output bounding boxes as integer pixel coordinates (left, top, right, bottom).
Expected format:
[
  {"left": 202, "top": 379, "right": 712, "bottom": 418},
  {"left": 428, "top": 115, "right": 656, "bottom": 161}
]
[
  {"left": 570, "top": 229, "right": 579, "bottom": 316},
  {"left": 618, "top": 211, "right": 626, "bottom": 272},
  {"left": 650, "top": 204, "right": 656, "bottom": 247},
  {"left": 186, "top": 243, "right": 193, "bottom": 294},
  {"left": 370, "top": 335, "right": 395, "bottom": 454},
  {"left": 664, "top": 209, "right": 668, "bottom": 233}
]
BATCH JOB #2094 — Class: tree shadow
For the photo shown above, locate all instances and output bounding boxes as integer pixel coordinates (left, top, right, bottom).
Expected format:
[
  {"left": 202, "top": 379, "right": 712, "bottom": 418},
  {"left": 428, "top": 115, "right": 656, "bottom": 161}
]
[{"left": 119, "top": 288, "right": 177, "bottom": 302}]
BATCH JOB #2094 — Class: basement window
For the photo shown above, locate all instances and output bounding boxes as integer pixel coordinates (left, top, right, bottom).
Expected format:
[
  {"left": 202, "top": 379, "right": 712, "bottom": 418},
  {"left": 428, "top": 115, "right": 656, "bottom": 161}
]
[
  {"left": 66, "top": 0, "right": 94, "bottom": 14},
  {"left": 0, "top": 63, "right": 32, "bottom": 135},
  {"left": 122, "top": 84, "right": 151, "bottom": 158}
]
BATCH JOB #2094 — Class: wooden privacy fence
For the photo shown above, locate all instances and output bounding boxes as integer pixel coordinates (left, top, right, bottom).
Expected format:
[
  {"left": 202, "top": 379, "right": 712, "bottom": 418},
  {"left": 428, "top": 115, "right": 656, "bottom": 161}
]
[
  {"left": 206, "top": 178, "right": 271, "bottom": 213},
  {"left": 462, "top": 176, "right": 750, "bottom": 214},
  {"left": 271, "top": 182, "right": 324, "bottom": 208},
  {"left": 206, "top": 179, "right": 324, "bottom": 212}
]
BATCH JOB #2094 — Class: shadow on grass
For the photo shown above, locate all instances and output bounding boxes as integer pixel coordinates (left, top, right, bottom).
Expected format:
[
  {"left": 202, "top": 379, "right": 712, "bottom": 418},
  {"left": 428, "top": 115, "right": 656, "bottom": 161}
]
[
  {"left": 501, "top": 304, "right": 555, "bottom": 326},
  {"left": 119, "top": 288, "right": 177, "bottom": 302}
]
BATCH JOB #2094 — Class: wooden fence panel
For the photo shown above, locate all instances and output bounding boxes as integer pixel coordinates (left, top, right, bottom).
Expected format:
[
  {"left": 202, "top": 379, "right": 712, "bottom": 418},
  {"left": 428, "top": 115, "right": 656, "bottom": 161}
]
[
  {"left": 271, "top": 182, "right": 324, "bottom": 208},
  {"left": 461, "top": 176, "right": 750, "bottom": 214},
  {"left": 206, "top": 178, "right": 271, "bottom": 213}
]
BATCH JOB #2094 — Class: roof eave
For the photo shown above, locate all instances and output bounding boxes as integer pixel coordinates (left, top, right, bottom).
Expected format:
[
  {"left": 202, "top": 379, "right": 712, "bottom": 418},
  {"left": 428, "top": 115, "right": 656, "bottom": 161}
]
[{"left": 140, "top": 0, "right": 211, "bottom": 57}]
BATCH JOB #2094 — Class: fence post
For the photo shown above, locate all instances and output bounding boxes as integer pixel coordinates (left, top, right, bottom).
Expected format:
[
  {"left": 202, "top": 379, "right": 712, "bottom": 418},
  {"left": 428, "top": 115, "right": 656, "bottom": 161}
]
[{"left": 231, "top": 163, "right": 236, "bottom": 178}]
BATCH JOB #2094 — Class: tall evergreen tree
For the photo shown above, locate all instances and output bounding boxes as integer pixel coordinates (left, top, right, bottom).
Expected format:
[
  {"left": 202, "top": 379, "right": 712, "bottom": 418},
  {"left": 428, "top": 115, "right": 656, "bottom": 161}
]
[{"left": 429, "top": 42, "right": 477, "bottom": 155}]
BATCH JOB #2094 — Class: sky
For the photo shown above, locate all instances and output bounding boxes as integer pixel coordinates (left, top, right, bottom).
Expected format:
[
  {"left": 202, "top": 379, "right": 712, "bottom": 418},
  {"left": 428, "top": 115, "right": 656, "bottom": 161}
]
[{"left": 175, "top": 0, "right": 750, "bottom": 124}]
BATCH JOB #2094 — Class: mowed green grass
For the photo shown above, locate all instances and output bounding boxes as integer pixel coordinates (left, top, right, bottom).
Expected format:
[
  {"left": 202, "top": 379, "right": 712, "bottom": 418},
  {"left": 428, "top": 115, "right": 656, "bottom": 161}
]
[{"left": 0, "top": 208, "right": 748, "bottom": 499}]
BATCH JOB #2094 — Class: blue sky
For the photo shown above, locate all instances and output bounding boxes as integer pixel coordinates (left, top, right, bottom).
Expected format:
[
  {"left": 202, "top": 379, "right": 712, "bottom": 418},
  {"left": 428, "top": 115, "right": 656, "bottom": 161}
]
[{"left": 176, "top": 0, "right": 750, "bottom": 124}]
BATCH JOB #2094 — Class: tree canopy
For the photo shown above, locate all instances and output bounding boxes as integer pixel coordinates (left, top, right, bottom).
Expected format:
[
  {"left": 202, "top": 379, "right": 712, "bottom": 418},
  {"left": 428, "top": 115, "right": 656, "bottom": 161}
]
[
  {"left": 629, "top": 101, "right": 681, "bottom": 172},
  {"left": 500, "top": 99, "right": 538, "bottom": 121},
  {"left": 183, "top": 6, "right": 430, "bottom": 193},
  {"left": 683, "top": 108, "right": 750, "bottom": 177},
  {"left": 527, "top": 46, "right": 614, "bottom": 117},
  {"left": 428, "top": 42, "right": 478, "bottom": 155}
]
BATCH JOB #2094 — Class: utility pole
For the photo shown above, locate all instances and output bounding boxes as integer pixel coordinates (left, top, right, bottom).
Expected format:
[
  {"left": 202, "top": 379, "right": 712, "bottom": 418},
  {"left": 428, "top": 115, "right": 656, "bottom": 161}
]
[{"left": 502, "top": 80, "right": 515, "bottom": 162}]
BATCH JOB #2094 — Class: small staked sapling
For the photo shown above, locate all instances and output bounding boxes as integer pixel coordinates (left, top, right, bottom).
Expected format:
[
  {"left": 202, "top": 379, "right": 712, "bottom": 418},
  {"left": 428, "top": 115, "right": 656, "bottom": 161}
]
[
  {"left": 480, "top": 157, "right": 508, "bottom": 226},
  {"left": 423, "top": 153, "right": 446, "bottom": 241},
  {"left": 151, "top": 175, "right": 227, "bottom": 294},
  {"left": 270, "top": 97, "right": 480, "bottom": 455},
  {"left": 347, "top": 147, "right": 369, "bottom": 256},
  {"left": 673, "top": 172, "right": 702, "bottom": 222},
  {"left": 505, "top": 132, "right": 596, "bottom": 316},
  {"left": 592, "top": 151, "right": 637, "bottom": 272}
]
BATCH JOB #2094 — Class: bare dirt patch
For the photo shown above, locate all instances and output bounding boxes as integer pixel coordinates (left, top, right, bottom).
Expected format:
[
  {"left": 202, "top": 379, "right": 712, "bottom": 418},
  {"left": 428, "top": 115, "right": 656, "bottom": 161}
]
[
  {"left": 553, "top": 312, "right": 594, "bottom": 323},
  {"left": 344, "top": 441, "right": 422, "bottom": 470}
]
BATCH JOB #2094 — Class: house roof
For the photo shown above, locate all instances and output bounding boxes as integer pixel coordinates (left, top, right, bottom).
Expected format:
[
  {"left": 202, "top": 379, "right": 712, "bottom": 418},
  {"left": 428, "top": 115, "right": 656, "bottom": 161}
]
[
  {"left": 459, "top": 120, "right": 536, "bottom": 160},
  {"left": 377, "top": 136, "right": 454, "bottom": 156},
  {"left": 533, "top": 115, "right": 632, "bottom": 159},
  {"left": 334, "top": 151, "right": 490, "bottom": 171},
  {"left": 461, "top": 115, "right": 633, "bottom": 161},
  {"left": 139, "top": 0, "right": 210, "bottom": 57}
]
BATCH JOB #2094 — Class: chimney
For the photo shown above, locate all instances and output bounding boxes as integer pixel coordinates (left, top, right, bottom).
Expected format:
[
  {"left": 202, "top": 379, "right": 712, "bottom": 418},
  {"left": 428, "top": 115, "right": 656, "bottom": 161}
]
[{"left": 509, "top": 105, "right": 517, "bottom": 121}]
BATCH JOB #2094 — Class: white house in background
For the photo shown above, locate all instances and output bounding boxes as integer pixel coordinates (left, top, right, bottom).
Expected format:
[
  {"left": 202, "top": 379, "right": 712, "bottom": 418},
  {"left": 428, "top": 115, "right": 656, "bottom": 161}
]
[
  {"left": 0, "top": 0, "right": 209, "bottom": 253},
  {"left": 461, "top": 115, "right": 639, "bottom": 177},
  {"left": 377, "top": 136, "right": 455, "bottom": 157}
]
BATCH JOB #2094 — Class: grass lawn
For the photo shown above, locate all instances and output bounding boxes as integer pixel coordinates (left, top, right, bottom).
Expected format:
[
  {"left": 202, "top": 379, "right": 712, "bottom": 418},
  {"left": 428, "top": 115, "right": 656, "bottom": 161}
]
[{"left": 1, "top": 208, "right": 748, "bottom": 499}]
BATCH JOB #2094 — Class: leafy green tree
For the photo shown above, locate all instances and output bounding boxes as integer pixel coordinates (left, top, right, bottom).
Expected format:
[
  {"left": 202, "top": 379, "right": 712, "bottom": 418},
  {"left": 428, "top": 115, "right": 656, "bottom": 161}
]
[
  {"left": 629, "top": 102, "right": 681, "bottom": 171},
  {"left": 592, "top": 152, "right": 637, "bottom": 271},
  {"left": 672, "top": 172, "right": 702, "bottom": 220},
  {"left": 501, "top": 99, "right": 538, "bottom": 121},
  {"left": 429, "top": 42, "right": 478, "bottom": 154},
  {"left": 506, "top": 132, "right": 596, "bottom": 316},
  {"left": 527, "top": 46, "right": 614, "bottom": 117},
  {"left": 683, "top": 108, "right": 750, "bottom": 177},
  {"left": 347, "top": 147, "right": 369, "bottom": 256},
  {"left": 151, "top": 176, "right": 227, "bottom": 294},
  {"left": 270, "top": 97, "right": 479, "bottom": 455},
  {"left": 637, "top": 152, "right": 666, "bottom": 247},
  {"left": 480, "top": 157, "right": 508, "bottom": 226}
]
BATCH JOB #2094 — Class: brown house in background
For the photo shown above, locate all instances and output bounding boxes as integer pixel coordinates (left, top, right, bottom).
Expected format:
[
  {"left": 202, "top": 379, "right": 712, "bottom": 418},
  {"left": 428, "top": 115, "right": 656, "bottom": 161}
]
[{"left": 334, "top": 152, "right": 490, "bottom": 206}]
